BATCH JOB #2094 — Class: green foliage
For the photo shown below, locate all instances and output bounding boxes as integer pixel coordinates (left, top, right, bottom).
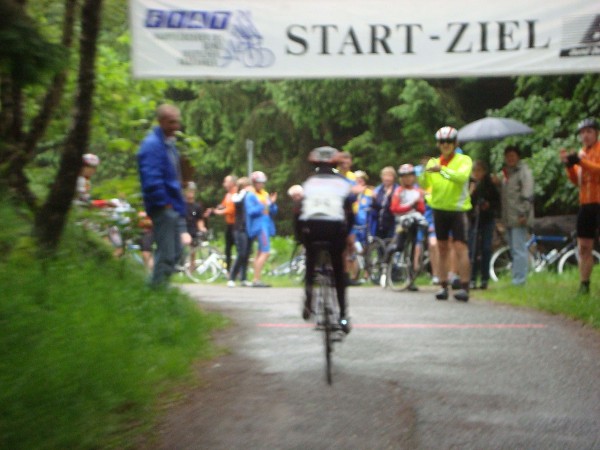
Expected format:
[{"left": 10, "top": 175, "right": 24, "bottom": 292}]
[
  {"left": 0, "top": 211, "right": 226, "bottom": 449},
  {"left": 0, "top": 1, "right": 66, "bottom": 86},
  {"left": 482, "top": 271, "right": 600, "bottom": 329},
  {"left": 473, "top": 74, "right": 600, "bottom": 215}
]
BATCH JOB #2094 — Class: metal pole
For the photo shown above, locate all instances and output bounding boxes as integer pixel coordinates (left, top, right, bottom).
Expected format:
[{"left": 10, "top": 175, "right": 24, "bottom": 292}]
[{"left": 246, "top": 139, "right": 254, "bottom": 177}]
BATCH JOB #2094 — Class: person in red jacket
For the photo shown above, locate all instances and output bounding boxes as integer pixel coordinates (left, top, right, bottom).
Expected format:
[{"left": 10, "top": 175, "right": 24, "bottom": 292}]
[
  {"left": 560, "top": 118, "right": 600, "bottom": 295},
  {"left": 390, "top": 164, "right": 426, "bottom": 291}
]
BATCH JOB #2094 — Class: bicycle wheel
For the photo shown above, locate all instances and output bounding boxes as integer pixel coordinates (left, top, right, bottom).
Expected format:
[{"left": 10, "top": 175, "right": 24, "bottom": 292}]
[
  {"left": 558, "top": 248, "right": 600, "bottom": 274},
  {"left": 386, "top": 247, "right": 412, "bottom": 291},
  {"left": 489, "top": 246, "right": 511, "bottom": 282},
  {"left": 187, "top": 258, "right": 221, "bottom": 283},
  {"left": 365, "top": 238, "right": 385, "bottom": 285}
]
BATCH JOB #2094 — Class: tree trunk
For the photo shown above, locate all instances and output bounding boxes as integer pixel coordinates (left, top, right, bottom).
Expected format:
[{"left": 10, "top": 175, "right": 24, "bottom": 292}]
[
  {"left": 0, "top": 0, "right": 78, "bottom": 207},
  {"left": 34, "top": 0, "right": 103, "bottom": 252}
]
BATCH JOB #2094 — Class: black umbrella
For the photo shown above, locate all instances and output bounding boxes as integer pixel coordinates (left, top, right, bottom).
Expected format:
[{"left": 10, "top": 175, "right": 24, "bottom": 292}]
[{"left": 458, "top": 117, "right": 533, "bottom": 142}]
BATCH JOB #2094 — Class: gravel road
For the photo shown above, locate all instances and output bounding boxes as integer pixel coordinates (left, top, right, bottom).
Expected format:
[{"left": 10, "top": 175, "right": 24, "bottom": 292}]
[{"left": 152, "top": 285, "right": 600, "bottom": 450}]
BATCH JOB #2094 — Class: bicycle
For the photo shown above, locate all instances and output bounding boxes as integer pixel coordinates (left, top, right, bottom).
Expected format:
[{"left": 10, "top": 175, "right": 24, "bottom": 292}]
[
  {"left": 363, "top": 235, "right": 389, "bottom": 285},
  {"left": 184, "top": 239, "right": 229, "bottom": 283},
  {"left": 309, "top": 241, "right": 345, "bottom": 385},
  {"left": 270, "top": 243, "right": 305, "bottom": 280},
  {"left": 383, "top": 212, "right": 429, "bottom": 291},
  {"left": 489, "top": 231, "right": 600, "bottom": 281}
]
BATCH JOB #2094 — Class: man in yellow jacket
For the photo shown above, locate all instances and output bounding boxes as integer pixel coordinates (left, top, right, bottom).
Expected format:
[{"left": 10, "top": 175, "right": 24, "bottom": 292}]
[{"left": 420, "top": 126, "right": 473, "bottom": 302}]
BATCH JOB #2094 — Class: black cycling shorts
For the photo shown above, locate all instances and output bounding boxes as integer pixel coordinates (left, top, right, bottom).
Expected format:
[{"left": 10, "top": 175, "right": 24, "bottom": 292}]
[
  {"left": 577, "top": 203, "right": 600, "bottom": 239},
  {"left": 432, "top": 209, "right": 469, "bottom": 243}
]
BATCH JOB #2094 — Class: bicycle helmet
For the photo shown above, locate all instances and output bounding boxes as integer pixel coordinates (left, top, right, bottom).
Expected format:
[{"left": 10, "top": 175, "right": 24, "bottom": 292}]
[
  {"left": 82, "top": 153, "right": 100, "bottom": 167},
  {"left": 251, "top": 171, "right": 267, "bottom": 183},
  {"left": 434, "top": 126, "right": 458, "bottom": 141},
  {"left": 576, "top": 118, "right": 599, "bottom": 133},
  {"left": 308, "top": 146, "right": 340, "bottom": 165},
  {"left": 398, "top": 164, "right": 415, "bottom": 176}
]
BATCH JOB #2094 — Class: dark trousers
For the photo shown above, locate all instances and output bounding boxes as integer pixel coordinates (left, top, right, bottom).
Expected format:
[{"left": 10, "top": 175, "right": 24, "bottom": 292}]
[
  {"left": 230, "top": 229, "right": 251, "bottom": 282},
  {"left": 302, "top": 220, "right": 348, "bottom": 318},
  {"left": 469, "top": 219, "right": 495, "bottom": 283},
  {"left": 149, "top": 207, "right": 182, "bottom": 287},
  {"left": 225, "top": 224, "right": 234, "bottom": 271}
]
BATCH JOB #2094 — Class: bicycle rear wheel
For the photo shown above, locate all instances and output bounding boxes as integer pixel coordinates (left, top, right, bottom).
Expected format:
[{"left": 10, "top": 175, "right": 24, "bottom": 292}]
[
  {"left": 489, "top": 246, "right": 511, "bottom": 282},
  {"left": 186, "top": 258, "right": 221, "bottom": 283},
  {"left": 558, "top": 248, "right": 600, "bottom": 274},
  {"left": 386, "top": 249, "right": 412, "bottom": 291},
  {"left": 365, "top": 237, "right": 385, "bottom": 285}
]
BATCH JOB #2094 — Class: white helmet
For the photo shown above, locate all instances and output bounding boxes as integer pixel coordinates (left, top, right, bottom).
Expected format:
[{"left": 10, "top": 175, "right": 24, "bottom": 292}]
[
  {"left": 251, "top": 171, "right": 267, "bottom": 183},
  {"left": 82, "top": 153, "right": 100, "bottom": 167},
  {"left": 434, "top": 126, "right": 458, "bottom": 141}
]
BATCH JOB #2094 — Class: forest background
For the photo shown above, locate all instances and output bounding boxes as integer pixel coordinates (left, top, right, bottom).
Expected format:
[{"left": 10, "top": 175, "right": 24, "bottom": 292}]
[{"left": 1, "top": 0, "right": 599, "bottom": 246}]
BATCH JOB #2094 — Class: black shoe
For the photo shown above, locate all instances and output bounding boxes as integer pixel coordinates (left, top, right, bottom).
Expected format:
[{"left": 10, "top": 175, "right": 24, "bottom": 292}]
[
  {"left": 451, "top": 277, "right": 461, "bottom": 290},
  {"left": 577, "top": 284, "right": 590, "bottom": 295},
  {"left": 407, "top": 283, "right": 419, "bottom": 292},
  {"left": 252, "top": 281, "right": 271, "bottom": 288},
  {"left": 479, "top": 281, "right": 488, "bottom": 290},
  {"left": 454, "top": 289, "right": 469, "bottom": 302},
  {"left": 339, "top": 318, "right": 351, "bottom": 334},
  {"left": 435, "top": 288, "right": 449, "bottom": 300}
]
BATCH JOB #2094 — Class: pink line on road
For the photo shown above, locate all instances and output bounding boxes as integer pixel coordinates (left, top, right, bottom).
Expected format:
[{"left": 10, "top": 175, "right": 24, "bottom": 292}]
[{"left": 257, "top": 323, "right": 547, "bottom": 329}]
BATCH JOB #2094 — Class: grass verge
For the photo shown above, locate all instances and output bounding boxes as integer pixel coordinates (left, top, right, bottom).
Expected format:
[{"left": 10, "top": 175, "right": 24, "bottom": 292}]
[
  {"left": 474, "top": 270, "right": 600, "bottom": 329},
  {"left": 0, "top": 207, "right": 227, "bottom": 449}
]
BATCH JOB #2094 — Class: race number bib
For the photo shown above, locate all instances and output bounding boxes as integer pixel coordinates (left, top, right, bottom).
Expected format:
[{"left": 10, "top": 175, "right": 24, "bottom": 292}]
[{"left": 303, "top": 193, "right": 344, "bottom": 220}]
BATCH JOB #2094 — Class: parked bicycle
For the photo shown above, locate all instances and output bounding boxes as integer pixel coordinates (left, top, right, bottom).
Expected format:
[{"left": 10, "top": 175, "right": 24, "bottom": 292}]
[
  {"left": 382, "top": 212, "right": 429, "bottom": 291},
  {"left": 184, "top": 237, "right": 229, "bottom": 283},
  {"left": 489, "top": 231, "right": 600, "bottom": 281},
  {"left": 270, "top": 243, "right": 305, "bottom": 280}
]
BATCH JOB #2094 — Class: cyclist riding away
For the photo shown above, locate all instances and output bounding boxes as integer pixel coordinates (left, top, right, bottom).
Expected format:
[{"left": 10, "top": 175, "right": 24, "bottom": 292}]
[{"left": 299, "top": 146, "right": 355, "bottom": 334}]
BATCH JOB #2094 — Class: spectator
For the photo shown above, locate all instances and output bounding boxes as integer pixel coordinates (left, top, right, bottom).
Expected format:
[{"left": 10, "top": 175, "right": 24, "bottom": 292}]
[
  {"left": 469, "top": 160, "right": 500, "bottom": 290},
  {"left": 497, "top": 145, "right": 534, "bottom": 286},
  {"left": 246, "top": 171, "right": 278, "bottom": 287},
  {"left": 347, "top": 170, "right": 373, "bottom": 282},
  {"left": 390, "top": 163, "right": 426, "bottom": 291},
  {"left": 287, "top": 184, "right": 304, "bottom": 244},
  {"left": 184, "top": 182, "right": 207, "bottom": 271},
  {"left": 137, "top": 104, "right": 187, "bottom": 287},
  {"left": 212, "top": 175, "right": 238, "bottom": 273},
  {"left": 371, "top": 166, "right": 399, "bottom": 240},
  {"left": 336, "top": 151, "right": 357, "bottom": 182},
  {"left": 228, "top": 177, "right": 253, "bottom": 287},
  {"left": 559, "top": 118, "right": 600, "bottom": 295},
  {"left": 137, "top": 211, "right": 154, "bottom": 273},
  {"left": 299, "top": 146, "right": 354, "bottom": 333},
  {"left": 75, "top": 153, "right": 100, "bottom": 205},
  {"left": 420, "top": 126, "right": 473, "bottom": 301}
]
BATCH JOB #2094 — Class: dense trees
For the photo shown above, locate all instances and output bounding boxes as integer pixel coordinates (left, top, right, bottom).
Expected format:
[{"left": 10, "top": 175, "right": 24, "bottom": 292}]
[{"left": 1, "top": 0, "right": 597, "bottom": 246}]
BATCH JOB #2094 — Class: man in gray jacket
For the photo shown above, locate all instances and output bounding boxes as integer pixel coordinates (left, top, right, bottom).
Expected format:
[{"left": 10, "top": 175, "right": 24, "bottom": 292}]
[{"left": 498, "top": 146, "right": 534, "bottom": 285}]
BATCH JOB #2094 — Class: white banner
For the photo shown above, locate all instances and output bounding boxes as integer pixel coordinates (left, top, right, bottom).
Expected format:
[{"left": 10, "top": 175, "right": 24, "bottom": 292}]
[{"left": 128, "top": 0, "right": 600, "bottom": 79}]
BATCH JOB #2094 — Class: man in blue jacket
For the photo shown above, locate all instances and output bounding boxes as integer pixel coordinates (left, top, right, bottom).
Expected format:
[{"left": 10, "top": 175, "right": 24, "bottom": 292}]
[{"left": 138, "top": 104, "right": 187, "bottom": 287}]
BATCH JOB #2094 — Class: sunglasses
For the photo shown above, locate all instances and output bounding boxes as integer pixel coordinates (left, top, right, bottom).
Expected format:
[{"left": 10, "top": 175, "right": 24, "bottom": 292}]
[{"left": 437, "top": 139, "right": 456, "bottom": 144}]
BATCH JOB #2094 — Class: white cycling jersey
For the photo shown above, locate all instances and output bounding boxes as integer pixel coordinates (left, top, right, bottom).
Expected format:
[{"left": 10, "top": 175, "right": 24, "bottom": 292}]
[{"left": 300, "top": 174, "right": 352, "bottom": 222}]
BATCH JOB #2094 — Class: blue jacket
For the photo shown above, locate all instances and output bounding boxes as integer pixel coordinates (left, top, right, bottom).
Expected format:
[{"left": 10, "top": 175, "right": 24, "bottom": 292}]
[
  {"left": 137, "top": 126, "right": 186, "bottom": 217},
  {"left": 244, "top": 190, "right": 277, "bottom": 239}
]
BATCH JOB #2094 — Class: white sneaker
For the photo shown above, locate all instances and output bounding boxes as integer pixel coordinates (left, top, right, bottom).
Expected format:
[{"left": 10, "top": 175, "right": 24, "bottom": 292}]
[
  {"left": 227, "top": 280, "right": 235, "bottom": 288},
  {"left": 241, "top": 280, "right": 252, "bottom": 287}
]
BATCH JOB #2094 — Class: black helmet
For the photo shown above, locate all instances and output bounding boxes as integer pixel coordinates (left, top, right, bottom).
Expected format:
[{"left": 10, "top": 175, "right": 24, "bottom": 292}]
[
  {"left": 576, "top": 118, "right": 599, "bottom": 133},
  {"left": 308, "top": 146, "right": 340, "bottom": 165}
]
